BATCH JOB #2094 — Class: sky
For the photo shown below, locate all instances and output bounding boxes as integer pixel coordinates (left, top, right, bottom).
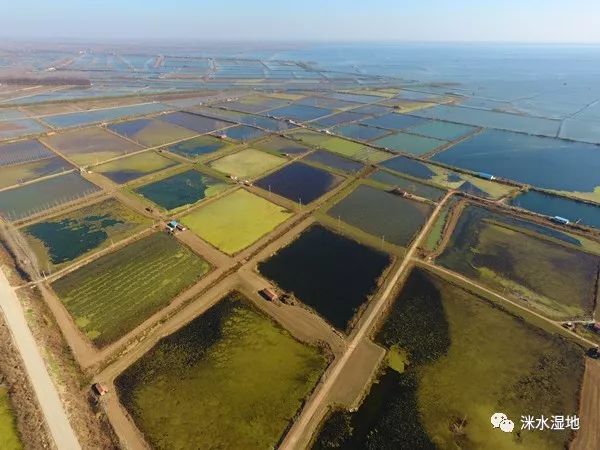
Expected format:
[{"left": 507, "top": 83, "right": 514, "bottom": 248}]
[{"left": 3, "top": 0, "right": 600, "bottom": 43}]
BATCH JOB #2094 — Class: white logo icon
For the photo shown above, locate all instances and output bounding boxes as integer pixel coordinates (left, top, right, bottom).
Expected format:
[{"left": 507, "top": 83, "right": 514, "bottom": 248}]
[
  {"left": 491, "top": 412, "right": 507, "bottom": 428},
  {"left": 491, "top": 413, "right": 514, "bottom": 433},
  {"left": 500, "top": 419, "right": 515, "bottom": 433}
]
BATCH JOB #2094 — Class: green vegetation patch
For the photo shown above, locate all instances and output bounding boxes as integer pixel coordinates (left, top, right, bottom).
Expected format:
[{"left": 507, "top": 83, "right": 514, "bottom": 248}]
[
  {"left": 182, "top": 189, "right": 292, "bottom": 255},
  {"left": 313, "top": 268, "right": 584, "bottom": 449},
  {"left": 438, "top": 205, "right": 600, "bottom": 320},
  {"left": 208, "top": 148, "right": 286, "bottom": 179},
  {"left": 95, "top": 151, "right": 179, "bottom": 184},
  {"left": 116, "top": 292, "right": 327, "bottom": 450},
  {"left": 24, "top": 198, "right": 151, "bottom": 272},
  {"left": 0, "top": 388, "right": 23, "bottom": 450},
  {"left": 289, "top": 129, "right": 390, "bottom": 163},
  {"left": 52, "top": 232, "right": 210, "bottom": 347}
]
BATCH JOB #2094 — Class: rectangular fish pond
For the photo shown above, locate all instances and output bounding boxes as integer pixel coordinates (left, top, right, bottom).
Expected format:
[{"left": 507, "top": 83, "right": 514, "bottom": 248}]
[
  {"left": 208, "top": 148, "right": 287, "bottom": 179},
  {"left": 0, "top": 139, "right": 55, "bottom": 166},
  {"left": 0, "top": 155, "right": 75, "bottom": 190},
  {"left": 381, "top": 155, "right": 514, "bottom": 199},
  {"left": 108, "top": 118, "right": 197, "bottom": 147},
  {"left": 372, "top": 132, "right": 447, "bottom": 155},
  {"left": 0, "top": 172, "right": 101, "bottom": 221},
  {"left": 51, "top": 232, "right": 211, "bottom": 347},
  {"left": 312, "top": 268, "right": 584, "bottom": 450},
  {"left": 135, "top": 169, "right": 229, "bottom": 211},
  {"left": 254, "top": 135, "right": 312, "bottom": 156},
  {"left": 432, "top": 129, "right": 600, "bottom": 202},
  {"left": 255, "top": 161, "right": 344, "bottom": 204},
  {"left": 369, "top": 169, "right": 446, "bottom": 202},
  {"left": 332, "top": 123, "right": 391, "bottom": 142},
  {"left": 437, "top": 204, "right": 600, "bottom": 321},
  {"left": 94, "top": 151, "right": 179, "bottom": 184},
  {"left": 166, "top": 135, "right": 227, "bottom": 159},
  {"left": 23, "top": 198, "right": 151, "bottom": 273},
  {"left": 41, "top": 127, "right": 143, "bottom": 167},
  {"left": 327, "top": 184, "right": 432, "bottom": 247},
  {"left": 258, "top": 224, "right": 391, "bottom": 332},
  {"left": 182, "top": 189, "right": 293, "bottom": 255},
  {"left": 302, "top": 150, "right": 364, "bottom": 174},
  {"left": 115, "top": 291, "right": 327, "bottom": 450},
  {"left": 510, "top": 190, "right": 600, "bottom": 229}
]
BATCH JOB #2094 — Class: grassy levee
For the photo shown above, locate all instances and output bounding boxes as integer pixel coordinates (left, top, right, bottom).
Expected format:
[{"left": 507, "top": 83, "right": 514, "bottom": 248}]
[{"left": 51, "top": 232, "right": 211, "bottom": 347}]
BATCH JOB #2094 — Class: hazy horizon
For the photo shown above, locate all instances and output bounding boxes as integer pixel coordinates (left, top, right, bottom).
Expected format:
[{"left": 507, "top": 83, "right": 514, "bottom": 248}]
[{"left": 3, "top": 0, "right": 600, "bottom": 43}]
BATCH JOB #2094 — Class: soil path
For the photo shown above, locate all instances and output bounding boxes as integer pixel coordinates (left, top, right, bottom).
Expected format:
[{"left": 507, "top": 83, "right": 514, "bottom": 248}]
[
  {"left": 279, "top": 191, "right": 455, "bottom": 450},
  {"left": 570, "top": 359, "right": 600, "bottom": 450},
  {"left": 0, "top": 268, "right": 81, "bottom": 450}
]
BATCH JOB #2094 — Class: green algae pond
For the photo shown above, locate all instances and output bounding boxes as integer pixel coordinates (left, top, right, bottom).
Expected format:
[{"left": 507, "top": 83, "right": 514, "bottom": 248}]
[
  {"left": 116, "top": 292, "right": 327, "bottom": 450},
  {"left": 438, "top": 204, "right": 600, "bottom": 320},
  {"left": 328, "top": 184, "right": 432, "bottom": 247},
  {"left": 135, "top": 169, "right": 229, "bottom": 211},
  {"left": 313, "top": 268, "right": 584, "bottom": 450},
  {"left": 166, "top": 135, "right": 227, "bottom": 159},
  {"left": 258, "top": 225, "right": 391, "bottom": 331},
  {"left": 24, "top": 198, "right": 151, "bottom": 272}
]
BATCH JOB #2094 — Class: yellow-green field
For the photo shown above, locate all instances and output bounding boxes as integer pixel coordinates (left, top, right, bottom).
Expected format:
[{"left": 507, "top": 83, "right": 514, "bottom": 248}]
[
  {"left": 208, "top": 148, "right": 286, "bottom": 179},
  {"left": 182, "top": 189, "right": 293, "bottom": 254}
]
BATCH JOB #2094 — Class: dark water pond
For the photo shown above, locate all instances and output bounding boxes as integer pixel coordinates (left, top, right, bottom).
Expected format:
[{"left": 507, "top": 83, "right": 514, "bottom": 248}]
[
  {"left": 333, "top": 123, "right": 390, "bottom": 141},
  {"left": 108, "top": 118, "right": 152, "bottom": 139},
  {"left": 510, "top": 190, "right": 600, "bottom": 229},
  {"left": 268, "top": 104, "right": 332, "bottom": 121},
  {"left": 329, "top": 185, "right": 432, "bottom": 246},
  {"left": 433, "top": 129, "right": 600, "bottom": 193},
  {"left": 159, "top": 111, "right": 232, "bottom": 134},
  {"left": 221, "top": 125, "right": 266, "bottom": 141},
  {"left": 362, "top": 113, "right": 424, "bottom": 131},
  {"left": 258, "top": 225, "right": 390, "bottom": 331},
  {"left": 370, "top": 170, "right": 446, "bottom": 201},
  {"left": 380, "top": 155, "right": 436, "bottom": 179},
  {"left": 255, "top": 162, "right": 343, "bottom": 204},
  {"left": 303, "top": 150, "right": 364, "bottom": 174}
]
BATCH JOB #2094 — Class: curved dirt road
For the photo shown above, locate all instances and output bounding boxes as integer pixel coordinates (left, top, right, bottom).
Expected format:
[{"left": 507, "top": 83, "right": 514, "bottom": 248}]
[{"left": 0, "top": 269, "right": 81, "bottom": 450}]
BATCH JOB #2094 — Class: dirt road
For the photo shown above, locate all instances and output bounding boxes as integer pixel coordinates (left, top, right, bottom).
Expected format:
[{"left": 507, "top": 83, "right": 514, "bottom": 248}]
[
  {"left": 571, "top": 359, "right": 600, "bottom": 450},
  {"left": 279, "top": 191, "right": 455, "bottom": 450},
  {"left": 0, "top": 269, "right": 81, "bottom": 450}
]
